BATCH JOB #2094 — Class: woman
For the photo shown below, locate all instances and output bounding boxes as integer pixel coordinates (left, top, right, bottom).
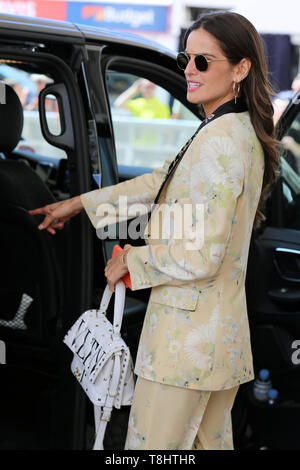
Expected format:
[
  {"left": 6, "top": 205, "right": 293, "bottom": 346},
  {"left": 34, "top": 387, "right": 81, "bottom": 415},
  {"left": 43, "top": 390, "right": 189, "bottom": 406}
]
[{"left": 29, "top": 11, "right": 279, "bottom": 450}]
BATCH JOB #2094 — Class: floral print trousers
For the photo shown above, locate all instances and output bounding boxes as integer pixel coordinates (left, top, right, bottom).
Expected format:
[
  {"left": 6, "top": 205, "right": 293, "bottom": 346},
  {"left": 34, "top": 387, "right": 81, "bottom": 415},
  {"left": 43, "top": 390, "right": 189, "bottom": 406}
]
[{"left": 124, "top": 376, "right": 239, "bottom": 450}]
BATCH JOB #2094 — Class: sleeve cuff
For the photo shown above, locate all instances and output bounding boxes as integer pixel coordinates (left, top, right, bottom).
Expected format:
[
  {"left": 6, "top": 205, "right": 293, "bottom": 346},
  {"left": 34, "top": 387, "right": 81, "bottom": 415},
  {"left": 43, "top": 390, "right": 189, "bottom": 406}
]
[
  {"left": 126, "top": 245, "right": 172, "bottom": 291},
  {"left": 80, "top": 192, "right": 98, "bottom": 228}
]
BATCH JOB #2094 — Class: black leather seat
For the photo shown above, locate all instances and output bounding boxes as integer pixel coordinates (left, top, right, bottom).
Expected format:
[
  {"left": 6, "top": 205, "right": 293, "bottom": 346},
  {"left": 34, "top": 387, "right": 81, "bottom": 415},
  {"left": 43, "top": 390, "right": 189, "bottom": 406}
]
[
  {"left": 0, "top": 84, "right": 71, "bottom": 449},
  {"left": 0, "top": 85, "right": 64, "bottom": 349}
]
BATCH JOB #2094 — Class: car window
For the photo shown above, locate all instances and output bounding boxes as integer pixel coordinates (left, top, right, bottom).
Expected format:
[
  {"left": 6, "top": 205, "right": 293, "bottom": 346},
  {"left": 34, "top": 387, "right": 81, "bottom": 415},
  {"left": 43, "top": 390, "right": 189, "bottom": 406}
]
[
  {"left": 0, "top": 65, "right": 66, "bottom": 160},
  {"left": 280, "top": 109, "right": 300, "bottom": 229},
  {"left": 106, "top": 70, "right": 200, "bottom": 169}
]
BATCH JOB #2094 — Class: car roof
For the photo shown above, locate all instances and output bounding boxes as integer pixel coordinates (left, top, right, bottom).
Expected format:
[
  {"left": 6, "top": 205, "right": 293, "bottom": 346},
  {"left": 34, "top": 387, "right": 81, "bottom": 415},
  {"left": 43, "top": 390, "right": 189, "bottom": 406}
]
[{"left": 0, "top": 13, "right": 176, "bottom": 58}]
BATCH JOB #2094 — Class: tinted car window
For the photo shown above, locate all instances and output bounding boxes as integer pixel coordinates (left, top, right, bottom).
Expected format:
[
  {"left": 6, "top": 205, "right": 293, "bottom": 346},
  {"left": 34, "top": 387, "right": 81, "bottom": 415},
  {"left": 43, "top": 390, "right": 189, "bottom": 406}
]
[
  {"left": 0, "top": 65, "right": 66, "bottom": 160},
  {"left": 280, "top": 109, "right": 300, "bottom": 229}
]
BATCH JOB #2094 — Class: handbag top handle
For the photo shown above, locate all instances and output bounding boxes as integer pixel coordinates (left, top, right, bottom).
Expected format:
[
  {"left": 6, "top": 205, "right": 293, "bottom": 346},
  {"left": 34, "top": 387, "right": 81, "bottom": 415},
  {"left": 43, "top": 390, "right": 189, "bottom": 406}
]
[{"left": 99, "top": 281, "right": 126, "bottom": 335}]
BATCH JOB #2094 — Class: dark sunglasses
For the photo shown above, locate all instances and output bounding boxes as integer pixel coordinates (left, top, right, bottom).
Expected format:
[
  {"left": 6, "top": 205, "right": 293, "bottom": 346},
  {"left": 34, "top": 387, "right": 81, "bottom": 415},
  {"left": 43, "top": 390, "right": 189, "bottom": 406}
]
[{"left": 176, "top": 52, "right": 227, "bottom": 72}]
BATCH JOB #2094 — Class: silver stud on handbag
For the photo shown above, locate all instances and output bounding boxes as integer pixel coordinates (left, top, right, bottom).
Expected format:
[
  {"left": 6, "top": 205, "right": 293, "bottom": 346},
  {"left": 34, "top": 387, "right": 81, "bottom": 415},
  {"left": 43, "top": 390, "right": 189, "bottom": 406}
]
[{"left": 63, "top": 281, "right": 135, "bottom": 450}]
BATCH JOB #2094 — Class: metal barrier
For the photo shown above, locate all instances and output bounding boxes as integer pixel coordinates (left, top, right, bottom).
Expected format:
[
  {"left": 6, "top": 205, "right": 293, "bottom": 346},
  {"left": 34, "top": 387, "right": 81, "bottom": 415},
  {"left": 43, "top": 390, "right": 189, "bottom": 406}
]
[
  {"left": 18, "top": 110, "right": 200, "bottom": 168},
  {"left": 17, "top": 110, "right": 66, "bottom": 159},
  {"left": 112, "top": 112, "right": 200, "bottom": 168}
]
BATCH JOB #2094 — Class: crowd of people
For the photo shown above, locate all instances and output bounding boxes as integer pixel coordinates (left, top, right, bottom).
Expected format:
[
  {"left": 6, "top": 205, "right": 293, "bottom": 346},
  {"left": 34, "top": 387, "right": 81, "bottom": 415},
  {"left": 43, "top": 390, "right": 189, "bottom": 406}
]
[{"left": 2, "top": 73, "right": 56, "bottom": 112}]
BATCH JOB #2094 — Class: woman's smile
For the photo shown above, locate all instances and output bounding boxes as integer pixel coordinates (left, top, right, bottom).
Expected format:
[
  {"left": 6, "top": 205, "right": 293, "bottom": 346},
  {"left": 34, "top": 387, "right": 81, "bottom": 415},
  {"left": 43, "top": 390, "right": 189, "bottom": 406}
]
[{"left": 187, "top": 81, "right": 203, "bottom": 91}]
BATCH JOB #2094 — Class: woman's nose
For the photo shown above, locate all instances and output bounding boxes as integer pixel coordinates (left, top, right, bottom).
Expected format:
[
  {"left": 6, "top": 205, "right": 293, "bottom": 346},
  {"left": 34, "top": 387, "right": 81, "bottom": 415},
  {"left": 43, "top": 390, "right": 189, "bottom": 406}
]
[{"left": 184, "top": 57, "right": 197, "bottom": 75}]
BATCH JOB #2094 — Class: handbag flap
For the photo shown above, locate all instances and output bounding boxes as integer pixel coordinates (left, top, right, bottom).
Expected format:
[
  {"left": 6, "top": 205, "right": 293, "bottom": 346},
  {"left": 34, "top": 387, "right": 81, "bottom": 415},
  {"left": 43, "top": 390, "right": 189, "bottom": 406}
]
[{"left": 63, "top": 309, "right": 129, "bottom": 384}]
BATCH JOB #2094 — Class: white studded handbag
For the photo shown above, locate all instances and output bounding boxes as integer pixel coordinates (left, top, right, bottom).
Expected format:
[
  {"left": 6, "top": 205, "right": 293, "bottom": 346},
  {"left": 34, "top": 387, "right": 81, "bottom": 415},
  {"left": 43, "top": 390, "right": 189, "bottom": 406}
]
[{"left": 63, "top": 281, "right": 135, "bottom": 450}]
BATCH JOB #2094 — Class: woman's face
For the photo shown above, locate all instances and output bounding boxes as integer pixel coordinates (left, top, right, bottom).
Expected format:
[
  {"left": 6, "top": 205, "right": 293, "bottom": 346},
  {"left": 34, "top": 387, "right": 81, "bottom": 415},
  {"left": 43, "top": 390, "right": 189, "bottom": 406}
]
[
  {"left": 185, "top": 28, "right": 238, "bottom": 117},
  {"left": 140, "top": 80, "right": 156, "bottom": 99}
]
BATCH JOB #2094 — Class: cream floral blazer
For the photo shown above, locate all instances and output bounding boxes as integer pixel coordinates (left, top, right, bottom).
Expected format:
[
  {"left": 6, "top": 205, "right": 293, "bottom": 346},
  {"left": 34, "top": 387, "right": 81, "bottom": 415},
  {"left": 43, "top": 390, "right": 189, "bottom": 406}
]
[{"left": 81, "top": 111, "right": 265, "bottom": 391}]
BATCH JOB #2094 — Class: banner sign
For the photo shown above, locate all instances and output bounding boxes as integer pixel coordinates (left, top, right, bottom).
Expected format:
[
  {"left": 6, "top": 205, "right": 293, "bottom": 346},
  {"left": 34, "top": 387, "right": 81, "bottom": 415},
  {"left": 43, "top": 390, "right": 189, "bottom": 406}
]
[
  {"left": 0, "top": 1, "right": 67, "bottom": 21},
  {"left": 0, "top": 1, "right": 169, "bottom": 32},
  {"left": 67, "top": 2, "right": 169, "bottom": 32}
]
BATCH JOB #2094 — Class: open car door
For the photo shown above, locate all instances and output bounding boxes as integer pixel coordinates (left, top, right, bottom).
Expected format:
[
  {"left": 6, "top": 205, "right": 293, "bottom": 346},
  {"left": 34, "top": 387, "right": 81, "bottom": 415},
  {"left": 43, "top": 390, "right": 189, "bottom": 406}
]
[{"left": 233, "top": 92, "right": 300, "bottom": 450}]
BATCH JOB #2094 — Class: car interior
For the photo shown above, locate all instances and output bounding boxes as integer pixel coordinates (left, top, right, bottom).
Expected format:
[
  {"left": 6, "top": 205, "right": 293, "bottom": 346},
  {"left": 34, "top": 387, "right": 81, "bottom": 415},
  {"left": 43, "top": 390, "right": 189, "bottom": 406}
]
[
  {"left": 240, "top": 103, "right": 300, "bottom": 450},
  {"left": 0, "top": 80, "right": 65, "bottom": 448},
  {"left": 0, "top": 54, "right": 96, "bottom": 449}
]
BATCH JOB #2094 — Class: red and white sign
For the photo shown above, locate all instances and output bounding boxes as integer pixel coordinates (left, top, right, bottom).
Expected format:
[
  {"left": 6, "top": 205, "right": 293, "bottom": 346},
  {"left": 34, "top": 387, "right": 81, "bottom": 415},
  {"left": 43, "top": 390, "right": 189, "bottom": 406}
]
[{"left": 0, "top": 1, "right": 67, "bottom": 21}]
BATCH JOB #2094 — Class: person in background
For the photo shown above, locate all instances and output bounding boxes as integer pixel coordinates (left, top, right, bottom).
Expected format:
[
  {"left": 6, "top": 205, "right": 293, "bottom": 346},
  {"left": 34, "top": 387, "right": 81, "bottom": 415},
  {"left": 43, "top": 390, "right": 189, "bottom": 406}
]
[
  {"left": 280, "top": 74, "right": 300, "bottom": 166},
  {"left": 114, "top": 78, "right": 170, "bottom": 119},
  {"left": 291, "top": 74, "right": 300, "bottom": 95},
  {"left": 273, "top": 73, "right": 300, "bottom": 124},
  {"left": 3, "top": 78, "right": 28, "bottom": 108},
  {"left": 25, "top": 74, "right": 55, "bottom": 111}
]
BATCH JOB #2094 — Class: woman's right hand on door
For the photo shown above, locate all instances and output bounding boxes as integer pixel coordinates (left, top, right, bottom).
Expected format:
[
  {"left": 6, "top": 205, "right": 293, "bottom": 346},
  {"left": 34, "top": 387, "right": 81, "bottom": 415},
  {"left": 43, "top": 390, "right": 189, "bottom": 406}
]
[{"left": 29, "top": 195, "right": 83, "bottom": 235}]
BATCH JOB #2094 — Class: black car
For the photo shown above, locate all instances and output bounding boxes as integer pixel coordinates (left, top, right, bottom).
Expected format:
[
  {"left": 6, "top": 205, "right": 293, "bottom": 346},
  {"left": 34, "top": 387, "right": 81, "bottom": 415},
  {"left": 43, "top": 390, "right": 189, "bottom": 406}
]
[{"left": 0, "top": 13, "right": 299, "bottom": 451}]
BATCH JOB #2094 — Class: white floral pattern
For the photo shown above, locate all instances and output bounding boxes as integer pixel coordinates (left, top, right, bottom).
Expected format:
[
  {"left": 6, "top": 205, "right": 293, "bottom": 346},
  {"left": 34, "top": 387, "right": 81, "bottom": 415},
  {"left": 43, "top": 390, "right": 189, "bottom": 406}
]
[
  {"left": 135, "top": 344, "right": 155, "bottom": 379},
  {"left": 81, "top": 111, "right": 265, "bottom": 391},
  {"left": 184, "top": 307, "right": 219, "bottom": 368},
  {"left": 125, "top": 415, "right": 145, "bottom": 450},
  {"left": 169, "top": 340, "right": 181, "bottom": 354},
  {"left": 210, "top": 243, "right": 226, "bottom": 264},
  {"left": 149, "top": 313, "right": 158, "bottom": 334}
]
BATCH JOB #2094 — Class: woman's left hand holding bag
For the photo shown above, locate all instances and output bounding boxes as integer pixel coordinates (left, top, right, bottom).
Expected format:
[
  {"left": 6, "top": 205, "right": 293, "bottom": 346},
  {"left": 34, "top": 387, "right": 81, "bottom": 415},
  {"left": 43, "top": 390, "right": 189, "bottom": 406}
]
[{"left": 105, "top": 244, "right": 132, "bottom": 291}]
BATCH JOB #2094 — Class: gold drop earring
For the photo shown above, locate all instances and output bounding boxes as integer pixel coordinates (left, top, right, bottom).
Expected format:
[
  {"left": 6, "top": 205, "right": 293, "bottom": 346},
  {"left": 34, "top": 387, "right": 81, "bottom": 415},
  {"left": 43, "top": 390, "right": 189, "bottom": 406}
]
[{"left": 233, "top": 81, "right": 240, "bottom": 104}]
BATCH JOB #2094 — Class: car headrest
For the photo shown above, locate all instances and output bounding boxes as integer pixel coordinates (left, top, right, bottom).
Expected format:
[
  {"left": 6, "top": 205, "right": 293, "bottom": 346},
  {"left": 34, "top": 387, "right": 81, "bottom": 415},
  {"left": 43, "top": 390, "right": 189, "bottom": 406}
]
[{"left": 0, "top": 84, "right": 24, "bottom": 153}]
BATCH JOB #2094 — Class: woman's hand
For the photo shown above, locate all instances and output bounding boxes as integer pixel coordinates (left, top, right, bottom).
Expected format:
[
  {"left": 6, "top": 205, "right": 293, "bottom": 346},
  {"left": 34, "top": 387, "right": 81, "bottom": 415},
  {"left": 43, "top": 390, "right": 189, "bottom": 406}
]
[
  {"left": 105, "top": 244, "right": 132, "bottom": 292},
  {"left": 281, "top": 136, "right": 300, "bottom": 158},
  {"left": 28, "top": 195, "right": 83, "bottom": 235}
]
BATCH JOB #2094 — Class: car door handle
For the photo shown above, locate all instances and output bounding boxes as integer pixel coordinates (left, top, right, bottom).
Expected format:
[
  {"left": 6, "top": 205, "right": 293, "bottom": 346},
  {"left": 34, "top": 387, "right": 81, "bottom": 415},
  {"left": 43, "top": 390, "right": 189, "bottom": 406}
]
[
  {"left": 268, "top": 287, "right": 300, "bottom": 304},
  {"left": 274, "top": 248, "right": 300, "bottom": 283}
]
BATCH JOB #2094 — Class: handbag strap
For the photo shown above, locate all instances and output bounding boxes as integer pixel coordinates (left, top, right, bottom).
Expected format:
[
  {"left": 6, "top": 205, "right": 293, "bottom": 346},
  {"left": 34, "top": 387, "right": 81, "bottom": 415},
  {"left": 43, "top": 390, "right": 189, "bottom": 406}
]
[
  {"left": 92, "top": 354, "right": 122, "bottom": 450},
  {"left": 93, "top": 406, "right": 107, "bottom": 450},
  {"left": 99, "top": 281, "right": 126, "bottom": 335}
]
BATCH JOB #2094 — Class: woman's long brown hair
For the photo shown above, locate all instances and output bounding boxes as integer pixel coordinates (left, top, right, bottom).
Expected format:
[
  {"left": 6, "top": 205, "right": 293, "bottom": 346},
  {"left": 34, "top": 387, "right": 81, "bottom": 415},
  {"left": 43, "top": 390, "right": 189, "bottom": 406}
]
[{"left": 184, "top": 11, "right": 280, "bottom": 228}]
